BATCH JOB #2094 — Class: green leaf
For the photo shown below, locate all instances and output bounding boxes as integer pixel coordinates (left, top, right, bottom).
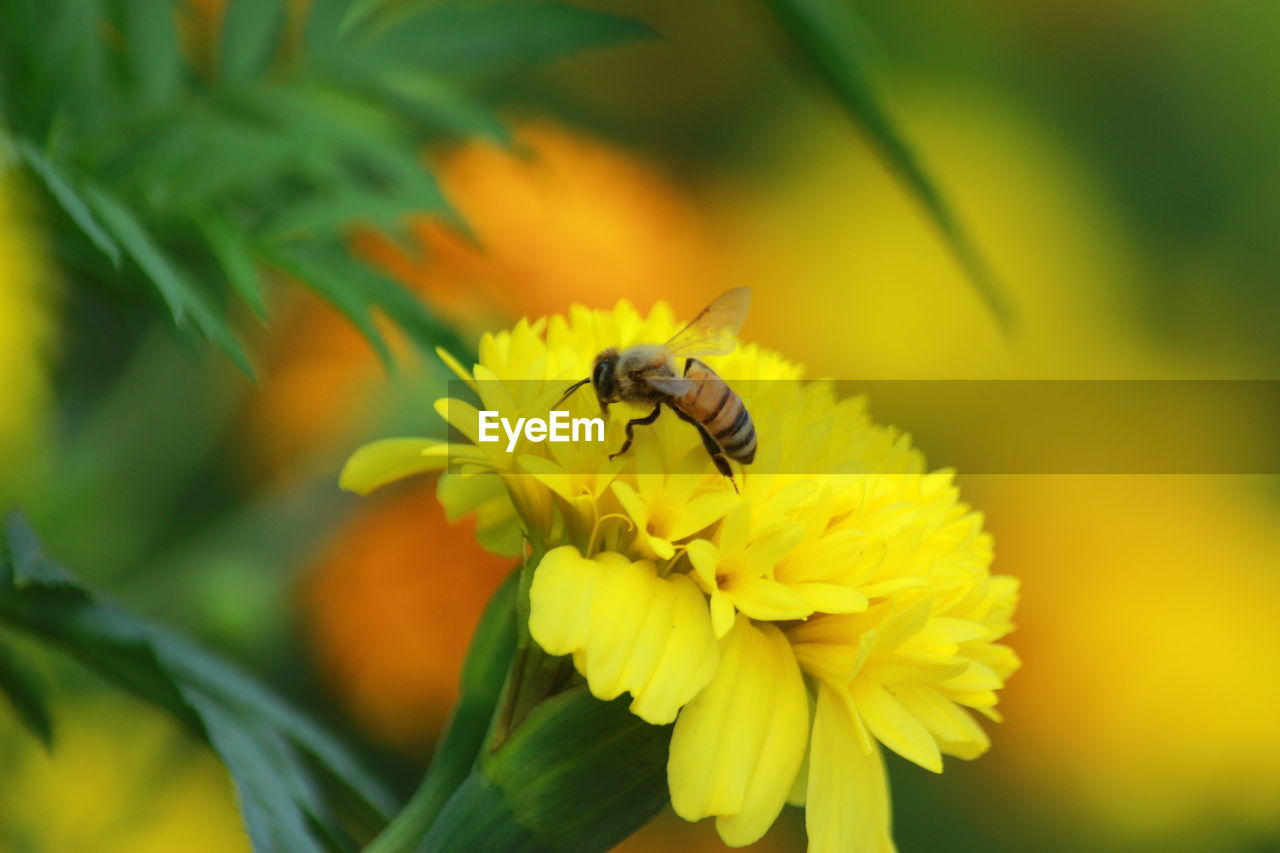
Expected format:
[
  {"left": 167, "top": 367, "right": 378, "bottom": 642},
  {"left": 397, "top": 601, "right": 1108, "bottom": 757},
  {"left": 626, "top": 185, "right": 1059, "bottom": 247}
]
[
  {"left": 199, "top": 214, "right": 269, "bottom": 320},
  {"left": 242, "top": 83, "right": 456, "bottom": 225},
  {"left": 306, "top": 0, "right": 352, "bottom": 50},
  {"left": 0, "top": 513, "right": 397, "bottom": 849},
  {"left": 262, "top": 189, "right": 433, "bottom": 239},
  {"left": 79, "top": 183, "right": 254, "bottom": 373},
  {"left": 15, "top": 140, "right": 121, "bottom": 267},
  {"left": 183, "top": 688, "right": 329, "bottom": 853},
  {"left": 260, "top": 242, "right": 394, "bottom": 367},
  {"left": 365, "top": 570, "right": 518, "bottom": 853},
  {"left": 0, "top": 644, "right": 54, "bottom": 750},
  {"left": 103, "top": 105, "right": 301, "bottom": 209},
  {"left": 0, "top": 0, "right": 109, "bottom": 138},
  {"left": 154, "top": 623, "right": 397, "bottom": 821},
  {"left": 763, "top": 0, "right": 1017, "bottom": 333},
  {"left": 339, "top": 0, "right": 394, "bottom": 36},
  {"left": 80, "top": 183, "right": 191, "bottom": 323},
  {"left": 182, "top": 287, "right": 259, "bottom": 379},
  {"left": 339, "top": 68, "right": 509, "bottom": 144},
  {"left": 364, "top": 1, "right": 657, "bottom": 73},
  {"left": 118, "top": 0, "right": 183, "bottom": 109},
  {"left": 2, "top": 513, "right": 82, "bottom": 593},
  {"left": 425, "top": 687, "right": 671, "bottom": 852},
  {"left": 346, "top": 257, "right": 467, "bottom": 358},
  {"left": 262, "top": 240, "right": 466, "bottom": 367},
  {"left": 220, "top": 0, "right": 285, "bottom": 83}
]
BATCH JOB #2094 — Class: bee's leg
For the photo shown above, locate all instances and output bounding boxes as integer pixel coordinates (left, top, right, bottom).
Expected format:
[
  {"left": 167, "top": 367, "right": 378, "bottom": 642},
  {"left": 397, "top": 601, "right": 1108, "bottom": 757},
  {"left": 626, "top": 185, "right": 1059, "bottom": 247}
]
[
  {"left": 673, "top": 407, "right": 740, "bottom": 492},
  {"left": 709, "top": 452, "right": 738, "bottom": 493},
  {"left": 609, "top": 404, "right": 663, "bottom": 460}
]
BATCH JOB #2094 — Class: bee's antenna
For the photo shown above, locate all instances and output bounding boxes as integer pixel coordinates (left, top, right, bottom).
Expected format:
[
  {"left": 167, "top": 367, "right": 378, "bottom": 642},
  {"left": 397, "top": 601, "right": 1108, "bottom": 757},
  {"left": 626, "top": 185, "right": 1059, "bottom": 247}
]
[{"left": 553, "top": 377, "right": 591, "bottom": 409}]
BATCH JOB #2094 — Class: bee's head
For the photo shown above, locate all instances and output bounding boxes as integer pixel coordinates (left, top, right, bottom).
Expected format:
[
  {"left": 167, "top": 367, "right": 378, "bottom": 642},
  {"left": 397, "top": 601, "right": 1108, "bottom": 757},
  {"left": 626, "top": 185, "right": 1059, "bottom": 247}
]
[{"left": 591, "top": 348, "right": 620, "bottom": 405}]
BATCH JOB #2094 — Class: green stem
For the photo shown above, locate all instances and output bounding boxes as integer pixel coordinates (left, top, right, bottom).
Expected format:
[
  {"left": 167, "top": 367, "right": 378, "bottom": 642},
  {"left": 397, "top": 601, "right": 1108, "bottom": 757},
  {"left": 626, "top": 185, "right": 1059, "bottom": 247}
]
[{"left": 364, "top": 569, "right": 520, "bottom": 853}]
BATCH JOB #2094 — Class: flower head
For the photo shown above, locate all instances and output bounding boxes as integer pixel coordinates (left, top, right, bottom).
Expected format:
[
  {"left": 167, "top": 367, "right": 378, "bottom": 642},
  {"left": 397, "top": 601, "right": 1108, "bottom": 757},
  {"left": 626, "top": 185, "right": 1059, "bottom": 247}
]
[{"left": 342, "top": 299, "right": 1019, "bottom": 851}]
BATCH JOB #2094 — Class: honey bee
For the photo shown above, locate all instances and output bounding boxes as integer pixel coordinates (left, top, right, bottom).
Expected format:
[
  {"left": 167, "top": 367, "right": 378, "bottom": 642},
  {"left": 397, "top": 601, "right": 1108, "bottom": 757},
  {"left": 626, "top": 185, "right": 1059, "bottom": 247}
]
[{"left": 556, "top": 287, "right": 756, "bottom": 488}]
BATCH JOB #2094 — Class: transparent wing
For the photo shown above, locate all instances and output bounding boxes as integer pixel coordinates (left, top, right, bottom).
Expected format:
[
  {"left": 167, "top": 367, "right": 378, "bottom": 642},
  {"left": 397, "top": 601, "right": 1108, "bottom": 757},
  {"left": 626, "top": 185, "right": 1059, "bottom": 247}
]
[
  {"left": 662, "top": 287, "right": 752, "bottom": 358},
  {"left": 644, "top": 375, "right": 699, "bottom": 397}
]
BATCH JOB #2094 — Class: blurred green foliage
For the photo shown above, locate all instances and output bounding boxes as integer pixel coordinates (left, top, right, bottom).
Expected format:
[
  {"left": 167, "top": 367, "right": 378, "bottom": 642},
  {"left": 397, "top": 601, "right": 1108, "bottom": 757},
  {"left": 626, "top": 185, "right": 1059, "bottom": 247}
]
[
  {"left": 10, "top": 1, "right": 1279, "bottom": 852},
  {"left": 0, "top": 0, "right": 653, "bottom": 374},
  {"left": 1, "top": 513, "right": 395, "bottom": 852}
]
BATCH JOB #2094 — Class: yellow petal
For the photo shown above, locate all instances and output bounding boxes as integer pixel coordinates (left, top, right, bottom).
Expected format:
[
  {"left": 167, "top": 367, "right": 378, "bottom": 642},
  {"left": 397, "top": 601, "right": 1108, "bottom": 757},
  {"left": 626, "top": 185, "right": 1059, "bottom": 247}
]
[
  {"left": 644, "top": 534, "right": 677, "bottom": 561},
  {"left": 667, "top": 492, "right": 739, "bottom": 541},
  {"left": 892, "top": 684, "right": 988, "bottom": 756},
  {"left": 791, "top": 641, "right": 862, "bottom": 687},
  {"left": 528, "top": 546, "right": 602, "bottom": 656},
  {"left": 791, "top": 582, "right": 869, "bottom": 615},
  {"left": 710, "top": 590, "right": 736, "bottom": 639},
  {"left": 338, "top": 438, "right": 448, "bottom": 495},
  {"left": 580, "top": 554, "right": 659, "bottom": 702},
  {"left": 729, "top": 577, "right": 812, "bottom": 623},
  {"left": 435, "top": 473, "right": 524, "bottom": 558},
  {"left": 747, "top": 522, "right": 806, "bottom": 568},
  {"left": 529, "top": 548, "right": 718, "bottom": 725},
  {"left": 865, "top": 653, "right": 968, "bottom": 686},
  {"left": 669, "top": 616, "right": 808, "bottom": 847},
  {"left": 807, "top": 683, "right": 897, "bottom": 853},
  {"left": 853, "top": 681, "right": 942, "bottom": 773},
  {"left": 939, "top": 660, "right": 1003, "bottom": 692},
  {"left": 435, "top": 346, "right": 476, "bottom": 388},
  {"left": 516, "top": 455, "right": 579, "bottom": 502},
  {"left": 610, "top": 480, "right": 650, "bottom": 529},
  {"left": 628, "top": 573, "right": 720, "bottom": 725},
  {"left": 685, "top": 538, "right": 720, "bottom": 588}
]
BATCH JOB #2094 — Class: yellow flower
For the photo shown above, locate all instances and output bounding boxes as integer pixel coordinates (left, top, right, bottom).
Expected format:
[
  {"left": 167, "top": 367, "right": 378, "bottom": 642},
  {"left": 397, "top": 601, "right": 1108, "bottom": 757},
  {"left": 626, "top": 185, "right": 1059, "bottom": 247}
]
[
  {"left": 341, "top": 300, "right": 1019, "bottom": 851},
  {"left": 0, "top": 695, "right": 247, "bottom": 853},
  {"left": 0, "top": 170, "right": 55, "bottom": 496}
]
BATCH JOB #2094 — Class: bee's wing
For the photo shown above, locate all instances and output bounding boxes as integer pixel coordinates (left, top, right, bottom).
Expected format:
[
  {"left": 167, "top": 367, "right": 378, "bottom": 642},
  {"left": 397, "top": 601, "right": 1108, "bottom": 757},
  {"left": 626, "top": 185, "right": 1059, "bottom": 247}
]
[
  {"left": 644, "top": 375, "right": 700, "bottom": 397},
  {"left": 662, "top": 287, "right": 751, "bottom": 358}
]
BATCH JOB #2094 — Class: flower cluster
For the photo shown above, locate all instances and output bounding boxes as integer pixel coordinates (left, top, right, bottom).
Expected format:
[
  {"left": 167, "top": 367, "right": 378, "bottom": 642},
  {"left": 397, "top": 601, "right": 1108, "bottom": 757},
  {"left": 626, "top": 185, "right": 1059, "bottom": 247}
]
[{"left": 342, "top": 300, "right": 1019, "bottom": 851}]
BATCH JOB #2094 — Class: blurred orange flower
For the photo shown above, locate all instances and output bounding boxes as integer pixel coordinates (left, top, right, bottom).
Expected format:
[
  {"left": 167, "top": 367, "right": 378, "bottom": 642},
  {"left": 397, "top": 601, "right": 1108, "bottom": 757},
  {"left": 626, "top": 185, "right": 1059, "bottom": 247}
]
[
  {"left": 257, "top": 122, "right": 722, "bottom": 753},
  {"left": 242, "top": 120, "right": 722, "bottom": 479},
  {"left": 618, "top": 808, "right": 797, "bottom": 853},
  {"left": 354, "top": 120, "right": 722, "bottom": 327},
  {"left": 301, "top": 478, "right": 513, "bottom": 751}
]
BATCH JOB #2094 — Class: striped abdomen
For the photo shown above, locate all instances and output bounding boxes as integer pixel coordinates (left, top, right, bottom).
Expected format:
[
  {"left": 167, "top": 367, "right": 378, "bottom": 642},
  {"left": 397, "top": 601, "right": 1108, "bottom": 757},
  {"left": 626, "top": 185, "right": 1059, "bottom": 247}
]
[{"left": 677, "top": 359, "right": 756, "bottom": 464}]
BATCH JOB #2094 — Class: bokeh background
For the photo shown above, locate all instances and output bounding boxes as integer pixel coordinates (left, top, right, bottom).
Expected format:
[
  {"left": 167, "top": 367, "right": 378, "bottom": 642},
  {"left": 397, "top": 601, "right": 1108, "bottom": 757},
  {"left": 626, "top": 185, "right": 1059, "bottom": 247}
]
[{"left": 3, "top": 0, "right": 1280, "bottom": 851}]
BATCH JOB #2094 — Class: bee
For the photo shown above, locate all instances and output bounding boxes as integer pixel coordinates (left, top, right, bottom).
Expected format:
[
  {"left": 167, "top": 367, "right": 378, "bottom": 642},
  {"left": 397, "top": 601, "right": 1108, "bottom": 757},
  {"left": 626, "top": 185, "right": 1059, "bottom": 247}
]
[{"left": 556, "top": 287, "right": 756, "bottom": 489}]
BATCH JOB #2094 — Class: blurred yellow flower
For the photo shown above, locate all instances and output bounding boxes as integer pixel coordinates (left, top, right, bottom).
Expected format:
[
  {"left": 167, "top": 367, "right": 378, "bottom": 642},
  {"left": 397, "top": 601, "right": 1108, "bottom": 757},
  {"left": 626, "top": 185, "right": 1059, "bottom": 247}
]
[
  {"left": 717, "top": 85, "right": 1280, "bottom": 848},
  {"left": 342, "top": 299, "right": 1019, "bottom": 851},
  {"left": 981, "top": 474, "right": 1280, "bottom": 847},
  {"left": 712, "top": 87, "right": 1158, "bottom": 380},
  {"left": 0, "top": 170, "right": 54, "bottom": 496},
  {"left": 0, "top": 694, "right": 247, "bottom": 853}
]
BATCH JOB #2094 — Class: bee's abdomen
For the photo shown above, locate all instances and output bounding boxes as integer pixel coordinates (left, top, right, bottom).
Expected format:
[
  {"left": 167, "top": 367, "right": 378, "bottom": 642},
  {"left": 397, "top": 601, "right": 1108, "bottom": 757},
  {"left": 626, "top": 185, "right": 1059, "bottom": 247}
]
[{"left": 685, "top": 361, "right": 757, "bottom": 465}]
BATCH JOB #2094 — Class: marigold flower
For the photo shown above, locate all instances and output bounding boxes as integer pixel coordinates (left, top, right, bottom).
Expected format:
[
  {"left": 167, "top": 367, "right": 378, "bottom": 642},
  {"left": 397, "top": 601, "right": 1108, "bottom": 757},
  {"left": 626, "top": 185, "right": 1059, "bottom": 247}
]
[{"left": 341, "top": 300, "right": 1020, "bottom": 851}]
